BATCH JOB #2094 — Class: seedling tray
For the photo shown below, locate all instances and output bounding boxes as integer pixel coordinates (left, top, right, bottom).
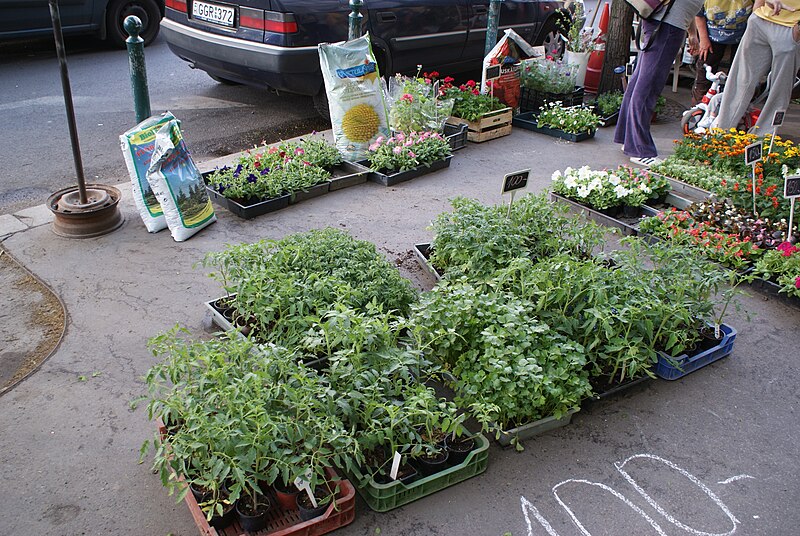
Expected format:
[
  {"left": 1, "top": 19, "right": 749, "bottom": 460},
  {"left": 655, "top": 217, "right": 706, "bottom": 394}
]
[
  {"left": 289, "top": 182, "right": 329, "bottom": 205},
  {"left": 648, "top": 171, "right": 712, "bottom": 202},
  {"left": 413, "top": 243, "right": 442, "bottom": 282},
  {"left": 655, "top": 323, "right": 737, "bottom": 380},
  {"left": 344, "top": 429, "right": 489, "bottom": 512},
  {"left": 328, "top": 161, "right": 370, "bottom": 191},
  {"left": 205, "top": 182, "right": 291, "bottom": 220},
  {"left": 519, "top": 86, "right": 584, "bottom": 113},
  {"left": 512, "top": 113, "right": 595, "bottom": 142},
  {"left": 444, "top": 122, "right": 469, "bottom": 151},
  {"left": 156, "top": 422, "right": 356, "bottom": 536},
  {"left": 587, "top": 375, "right": 651, "bottom": 403},
  {"left": 362, "top": 155, "right": 453, "bottom": 187},
  {"left": 748, "top": 276, "right": 800, "bottom": 311},
  {"left": 493, "top": 410, "right": 577, "bottom": 447},
  {"left": 549, "top": 193, "right": 658, "bottom": 236},
  {"left": 596, "top": 111, "right": 619, "bottom": 128},
  {"left": 205, "top": 297, "right": 328, "bottom": 369}
]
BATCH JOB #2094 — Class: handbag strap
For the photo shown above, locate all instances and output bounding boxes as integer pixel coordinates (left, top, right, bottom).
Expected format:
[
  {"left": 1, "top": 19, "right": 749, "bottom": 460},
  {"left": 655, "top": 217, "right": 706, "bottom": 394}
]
[{"left": 637, "top": 0, "right": 677, "bottom": 52}]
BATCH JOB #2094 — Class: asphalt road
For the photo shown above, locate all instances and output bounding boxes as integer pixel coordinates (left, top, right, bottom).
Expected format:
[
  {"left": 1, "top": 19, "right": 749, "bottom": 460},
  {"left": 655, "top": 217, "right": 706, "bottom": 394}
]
[{"left": 0, "top": 32, "right": 330, "bottom": 215}]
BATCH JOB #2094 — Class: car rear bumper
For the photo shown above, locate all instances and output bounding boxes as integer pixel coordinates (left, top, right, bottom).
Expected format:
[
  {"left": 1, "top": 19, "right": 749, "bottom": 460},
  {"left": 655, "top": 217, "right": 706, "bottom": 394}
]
[{"left": 161, "top": 18, "right": 323, "bottom": 96}]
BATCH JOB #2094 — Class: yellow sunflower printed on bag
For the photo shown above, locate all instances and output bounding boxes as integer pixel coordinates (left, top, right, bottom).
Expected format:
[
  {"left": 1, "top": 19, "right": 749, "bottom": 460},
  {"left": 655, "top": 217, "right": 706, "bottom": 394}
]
[{"left": 318, "top": 34, "right": 390, "bottom": 161}]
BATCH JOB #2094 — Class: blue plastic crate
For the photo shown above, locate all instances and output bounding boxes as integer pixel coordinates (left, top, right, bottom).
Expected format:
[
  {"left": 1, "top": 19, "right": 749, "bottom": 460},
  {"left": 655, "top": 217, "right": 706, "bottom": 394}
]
[{"left": 655, "top": 323, "right": 737, "bottom": 380}]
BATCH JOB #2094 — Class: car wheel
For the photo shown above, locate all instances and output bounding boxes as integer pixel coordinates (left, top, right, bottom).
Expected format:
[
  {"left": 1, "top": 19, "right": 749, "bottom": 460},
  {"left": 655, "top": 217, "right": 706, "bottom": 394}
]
[
  {"left": 313, "top": 91, "right": 330, "bottom": 120},
  {"left": 538, "top": 17, "right": 566, "bottom": 59},
  {"left": 106, "top": 0, "right": 162, "bottom": 48},
  {"left": 208, "top": 74, "right": 241, "bottom": 86}
]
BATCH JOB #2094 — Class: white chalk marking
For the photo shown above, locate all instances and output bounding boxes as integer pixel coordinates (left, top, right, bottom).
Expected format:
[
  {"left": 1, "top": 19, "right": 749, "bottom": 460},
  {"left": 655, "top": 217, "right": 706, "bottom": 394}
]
[
  {"left": 552, "top": 479, "right": 669, "bottom": 536},
  {"left": 718, "top": 475, "right": 755, "bottom": 485},
  {"left": 521, "top": 496, "right": 561, "bottom": 536},
  {"left": 615, "top": 454, "right": 739, "bottom": 536}
]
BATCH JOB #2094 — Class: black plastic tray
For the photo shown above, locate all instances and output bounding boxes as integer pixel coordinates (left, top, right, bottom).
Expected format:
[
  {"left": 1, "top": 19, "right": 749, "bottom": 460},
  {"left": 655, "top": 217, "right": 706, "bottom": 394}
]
[{"left": 512, "top": 113, "right": 595, "bottom": 142}]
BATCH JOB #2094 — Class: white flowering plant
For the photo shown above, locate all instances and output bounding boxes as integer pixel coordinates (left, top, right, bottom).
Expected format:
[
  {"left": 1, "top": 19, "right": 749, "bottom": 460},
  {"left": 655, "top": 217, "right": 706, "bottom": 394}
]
[
  {"left": 536, "top": 102, "right": 600, "bottom": 135},
  {"left": 552, "top": 165, "right": 668, "bottom": 210}
]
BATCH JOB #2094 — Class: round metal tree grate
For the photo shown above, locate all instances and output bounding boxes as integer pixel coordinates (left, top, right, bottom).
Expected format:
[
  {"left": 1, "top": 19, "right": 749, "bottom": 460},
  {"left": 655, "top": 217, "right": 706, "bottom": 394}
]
[{"left": 652, "top": 97, "right": 688, "bottom": 124}]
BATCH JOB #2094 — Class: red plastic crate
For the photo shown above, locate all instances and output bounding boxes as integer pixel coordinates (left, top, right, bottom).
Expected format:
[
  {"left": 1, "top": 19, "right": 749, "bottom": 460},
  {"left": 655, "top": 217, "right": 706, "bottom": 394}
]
[{"left": 156, "top": 422, "right": 356, "bottom": 536}]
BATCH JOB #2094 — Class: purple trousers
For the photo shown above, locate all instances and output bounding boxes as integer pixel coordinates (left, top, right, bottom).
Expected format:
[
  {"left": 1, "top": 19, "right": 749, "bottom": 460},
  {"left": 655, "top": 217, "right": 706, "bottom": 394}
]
[{"left": 615, "top": 20, "right": 687, "bottom": 158}]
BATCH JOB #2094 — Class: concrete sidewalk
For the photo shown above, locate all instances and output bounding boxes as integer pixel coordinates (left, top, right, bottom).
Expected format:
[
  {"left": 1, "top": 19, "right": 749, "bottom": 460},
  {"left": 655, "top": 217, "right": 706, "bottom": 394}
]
[{"left": 1, "top": 91, "right": 799, "bottom": 536}]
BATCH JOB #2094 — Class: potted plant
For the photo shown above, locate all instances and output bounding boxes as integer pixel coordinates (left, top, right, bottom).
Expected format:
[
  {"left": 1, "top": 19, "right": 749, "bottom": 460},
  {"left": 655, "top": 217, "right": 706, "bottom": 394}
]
[
  {"left": 513, "top": 101, "right": 599, "bottom": 142},
  {"left": 559, "top": 2, "right": 593, "bottom": 86},
  {"left": 518, "top": 58, "right": 582, "bottom": 113},
  {"left": 387, "top": 70, "right": 454, "bottom": 135},
  {"left": 364, "top": 131, "right": 452, "bottom": 186},
  {"left": 594, "top": 90, "right": 623, "bottom": 127},
  {"left": 441, "top": 78, "right": 513, "bottom": 142}
]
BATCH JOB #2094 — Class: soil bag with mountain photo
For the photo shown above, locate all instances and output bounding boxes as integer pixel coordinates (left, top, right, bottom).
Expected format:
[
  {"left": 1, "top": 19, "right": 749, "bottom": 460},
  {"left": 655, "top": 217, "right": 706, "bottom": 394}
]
[
  {"left": 146, "top": 117, "right": 216, "bottom": 241},
  {"left": 318, "top": 33, "right": 390, "bottom": 161}
]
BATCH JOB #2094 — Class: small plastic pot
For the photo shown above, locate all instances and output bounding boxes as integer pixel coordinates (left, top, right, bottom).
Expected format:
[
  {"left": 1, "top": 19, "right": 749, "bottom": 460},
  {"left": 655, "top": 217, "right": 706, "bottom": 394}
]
[
  {"left": 444, "top": 435, "right": 476, "bottom": 466},
  {"left": 296, "top": 492, "right": 330, "bottom": 521},
  {"left": 273, "top": 480, "right": 301, "bottom": 511},
  {"left": 412, "top": 449, "right": 450, "bottom": 476},
  {"left": 235, "top": 498, "right": 270, "bottom": 533}
]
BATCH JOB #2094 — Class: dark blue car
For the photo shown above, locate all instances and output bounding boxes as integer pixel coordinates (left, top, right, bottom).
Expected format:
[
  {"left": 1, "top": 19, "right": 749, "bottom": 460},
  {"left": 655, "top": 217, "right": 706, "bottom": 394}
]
[
  {"left": 161, "top": 0, "right": 570, "bottom": 115},
  {"left": 0, "top": 0, "right": 164, "bottom": 46}
]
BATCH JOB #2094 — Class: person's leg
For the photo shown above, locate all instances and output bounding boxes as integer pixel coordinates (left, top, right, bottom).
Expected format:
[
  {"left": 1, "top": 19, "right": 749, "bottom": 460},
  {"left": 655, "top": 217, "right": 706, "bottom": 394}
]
[
  {"left": 614, "top": 52, "right": 644, "bottom": 146},
  {"left": 619, "top": 21, "right": 686, "bottom": 158},
  {"left": 753, "top": 23, "right": 800, "bottom": 134},
  {"left": 713, "top": 16, "right": 773, "bottom": 130}
]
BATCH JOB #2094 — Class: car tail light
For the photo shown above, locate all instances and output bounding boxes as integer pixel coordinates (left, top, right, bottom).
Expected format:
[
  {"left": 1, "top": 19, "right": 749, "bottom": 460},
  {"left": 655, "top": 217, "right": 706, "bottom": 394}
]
[
  {"left": 165, "top": 0, "right": 187, "bottom": 12},
  {"left": 265, "top": 11, "right": 298, "bottom": 33}
]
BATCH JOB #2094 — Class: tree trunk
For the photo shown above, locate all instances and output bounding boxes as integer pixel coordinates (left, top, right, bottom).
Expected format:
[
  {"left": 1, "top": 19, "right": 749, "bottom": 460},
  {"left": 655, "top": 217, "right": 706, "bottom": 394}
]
[{"left": 598, "top": 1, "right": 635, "bottom": 95}]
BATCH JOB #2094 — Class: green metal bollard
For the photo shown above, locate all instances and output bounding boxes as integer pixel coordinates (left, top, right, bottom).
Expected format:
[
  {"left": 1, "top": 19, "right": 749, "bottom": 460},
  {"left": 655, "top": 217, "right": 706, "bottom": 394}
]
[
  {"left": 125, "top": 15, "right": 151, "bottom": 123},
  {"left": 484, "top": 0, "right": 504, "bottom": 58},
  {"left": 348, "top": 0, "right": 364, "bottom": 41}
]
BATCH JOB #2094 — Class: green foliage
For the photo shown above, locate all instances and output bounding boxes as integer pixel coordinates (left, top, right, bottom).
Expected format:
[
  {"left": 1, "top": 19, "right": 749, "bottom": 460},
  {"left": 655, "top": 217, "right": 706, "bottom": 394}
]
[
  {"left": 596, "top": 91, "right": 623, "bottom": 117},
  {"left": 752, "top": 243, "right": 800, "bottom": 297},
  {"left": 367, "top": 131, "right": 451, "bottom": 173},
  {"left": 206, "top": 136, "right": 342, "bottom": 201},
  {"left": 388, "top": 74, "right": 454, "bottom": 134},
  {"left": 428, "top": 194, "right": 605, "bottom": 279},
  {"left": 441, "top": 79, "right": 506, "bottom": 122},
  {"left": 520, "top": 59, "right": 577, "bottom": 94},
  {"left": 536, "top": 102, "right": 600, "bottom": 135},
  {"left": 199, "top": 229, "right": 417, "bottom": 351}
]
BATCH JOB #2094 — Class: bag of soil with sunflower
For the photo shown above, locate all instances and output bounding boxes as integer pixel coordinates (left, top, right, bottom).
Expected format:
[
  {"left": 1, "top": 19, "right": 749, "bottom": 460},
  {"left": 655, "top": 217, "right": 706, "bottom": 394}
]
[{"left": 318, "top": 33, "right": 390, "bottom": 161}]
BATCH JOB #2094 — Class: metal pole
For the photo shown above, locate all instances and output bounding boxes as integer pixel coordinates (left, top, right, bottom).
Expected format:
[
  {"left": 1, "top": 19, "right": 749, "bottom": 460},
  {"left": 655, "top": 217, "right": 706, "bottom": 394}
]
[
  {"left": 789, "top": 198, "right": 796, "bottom": 243},
  {"left": 484, "top": 0, "right": 503, "bottom": 58},
  {"left": 48, "top": 0, "right": 87, "bottom": 204},
  {"left": 125, "top": 16, "right": 151, "bottom": 123},
  {"left": 348, "top": 0, "right": 364, "bottom": 41}
]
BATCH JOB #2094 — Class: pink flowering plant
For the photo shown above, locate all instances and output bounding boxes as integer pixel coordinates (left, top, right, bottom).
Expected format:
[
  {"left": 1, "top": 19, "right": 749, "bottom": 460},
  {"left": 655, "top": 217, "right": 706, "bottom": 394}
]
[
  {"left": 388, "top": 71, "right": 454, "bottom": 134},
  {"left": 753, "top": 241, "right": 800, "bottom": 297},
  {"left": 206, "top": 136, "right": 341, "bottom": 201},
  {"left": 367, "top": 131, "right": 451, "bottom": 173}
]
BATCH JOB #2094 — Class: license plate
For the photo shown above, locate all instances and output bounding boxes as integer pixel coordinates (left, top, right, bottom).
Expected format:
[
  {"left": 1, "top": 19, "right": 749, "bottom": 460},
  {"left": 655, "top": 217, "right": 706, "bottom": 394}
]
[{"left": 192, "top": 0, "right": 235, "bottom": 27}]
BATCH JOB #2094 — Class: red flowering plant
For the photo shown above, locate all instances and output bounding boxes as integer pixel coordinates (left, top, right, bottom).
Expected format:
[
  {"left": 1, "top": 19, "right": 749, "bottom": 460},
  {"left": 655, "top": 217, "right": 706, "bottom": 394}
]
[
  {"left": 439, "top": 77, "right": 506, "bottom": 122},
  {"left": 638, "top": 207, "right": 762, "bottom": 270},
  {"left": 753, "top": 241, "right": 800, "bottom": 298}
]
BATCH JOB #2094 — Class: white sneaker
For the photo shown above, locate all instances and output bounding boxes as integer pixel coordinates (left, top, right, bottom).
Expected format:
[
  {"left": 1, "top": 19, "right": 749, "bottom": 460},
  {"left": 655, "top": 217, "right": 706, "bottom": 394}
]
[{"left": 629, "top": 156, "right": 663, "bottom": 167}]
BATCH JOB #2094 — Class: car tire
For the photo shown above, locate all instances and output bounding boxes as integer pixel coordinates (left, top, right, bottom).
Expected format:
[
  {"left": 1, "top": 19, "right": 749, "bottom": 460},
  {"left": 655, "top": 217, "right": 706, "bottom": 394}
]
[
  {"left": 537, "top": 16, "right": 567, "bottom": 59},
  {"left": 208, "top": 74, "right": 241, "bottom": 86},
  {"left": 312, "top": 91, "right": 330, "bottom": 120},
  {"left": 106, "top": 0, "right": 162, "bottom": 48}
]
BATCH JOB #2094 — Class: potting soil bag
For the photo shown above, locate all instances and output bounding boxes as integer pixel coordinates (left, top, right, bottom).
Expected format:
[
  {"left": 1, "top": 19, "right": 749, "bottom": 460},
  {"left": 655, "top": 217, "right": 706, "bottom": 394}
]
[
  {"left": 481, "top": 29, "right": 539, "bottom": 109},
  {"left": 318, "top": 33, "right": 390, "bottom": 161},
  {"left": 146, "top": 118, "right": 216, "bottom": 242},
  {"left": 119, "top": 112, "right": 175, "bottom": 232}
]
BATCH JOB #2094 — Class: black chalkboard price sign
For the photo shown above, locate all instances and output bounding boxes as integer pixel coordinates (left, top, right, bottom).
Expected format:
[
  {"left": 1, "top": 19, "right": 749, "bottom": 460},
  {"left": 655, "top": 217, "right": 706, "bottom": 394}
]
[
  {"left": 785, "top": 175, "right": 800, "bottom": 198},
  {"left": 745, "top": 142, "right": 762, "bottom": 166},
  {"left": 485, "top": 64, "right": 501, "bottom": 81},
  {"left": 502, "top": 169, "right": 530, "bottom": 194}
]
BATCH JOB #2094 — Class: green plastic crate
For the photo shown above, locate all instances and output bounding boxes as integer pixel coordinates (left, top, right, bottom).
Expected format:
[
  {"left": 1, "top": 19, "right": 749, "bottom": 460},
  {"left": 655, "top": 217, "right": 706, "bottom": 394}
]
[{"left": 345, "top": 431, "right": 489, "bottom": 512}]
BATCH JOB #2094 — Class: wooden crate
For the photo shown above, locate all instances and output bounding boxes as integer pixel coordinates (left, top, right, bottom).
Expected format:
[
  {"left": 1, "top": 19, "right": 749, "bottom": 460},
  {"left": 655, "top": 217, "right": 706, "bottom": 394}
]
[{"left": 449, "top": 107, "right": 513, "bottom": 143}]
